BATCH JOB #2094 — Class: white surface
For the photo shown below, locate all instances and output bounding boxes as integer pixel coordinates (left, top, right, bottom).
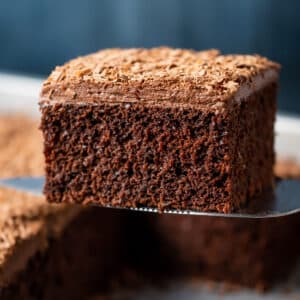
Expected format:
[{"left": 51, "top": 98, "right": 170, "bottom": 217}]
[
  {"left": 0, "top": 72, "right": 299, "bottom": 299},
  {"left": 276, "top": 115, "right": 300, "bottom": 161},
  {"left": 0, "top": 72, "right": 43, "bottom": 116}
]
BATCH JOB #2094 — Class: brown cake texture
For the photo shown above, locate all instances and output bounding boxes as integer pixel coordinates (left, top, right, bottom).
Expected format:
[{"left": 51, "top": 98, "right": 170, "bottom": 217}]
[
  {"left": 0, "top": 115, "right": 123, "bottom": 300},
  {"left": 40, "top": 47, "right": 280, "bottom": 213}
]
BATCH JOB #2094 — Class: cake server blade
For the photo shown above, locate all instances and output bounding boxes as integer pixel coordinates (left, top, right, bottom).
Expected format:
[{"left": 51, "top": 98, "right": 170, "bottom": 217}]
[
  {"left": 0, "top": 176, "right": 45, "bottom": 196},
  {"left": 0, "top": 176, "right": 299, "bottom": 219}
]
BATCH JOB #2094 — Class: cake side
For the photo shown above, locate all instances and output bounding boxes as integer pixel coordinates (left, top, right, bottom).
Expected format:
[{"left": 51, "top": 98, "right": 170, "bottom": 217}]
[
  {"left": 40, "top": 47, "right": 279, "bottom": 106},
  {"left": 229, "top": 82, "right": 277, "bottom": 206}
]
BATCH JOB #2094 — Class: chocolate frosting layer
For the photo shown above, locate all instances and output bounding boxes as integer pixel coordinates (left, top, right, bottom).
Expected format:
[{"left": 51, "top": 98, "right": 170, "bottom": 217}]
[{"left": 40, "top": 47, "right": 280, "bottom": 107}]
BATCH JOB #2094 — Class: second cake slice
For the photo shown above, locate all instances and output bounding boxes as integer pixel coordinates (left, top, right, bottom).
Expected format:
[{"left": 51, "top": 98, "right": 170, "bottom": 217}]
[{"left": 40, "top": 47, "right": 280, "bottom": 213}]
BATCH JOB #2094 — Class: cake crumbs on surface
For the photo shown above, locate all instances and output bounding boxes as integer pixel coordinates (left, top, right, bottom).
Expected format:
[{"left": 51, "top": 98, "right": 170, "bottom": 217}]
[{"left": 40, "top": 47, "right": 280, "bottom": 105}]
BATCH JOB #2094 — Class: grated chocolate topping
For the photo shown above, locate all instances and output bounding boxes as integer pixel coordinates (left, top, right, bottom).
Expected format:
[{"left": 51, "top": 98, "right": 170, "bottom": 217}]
[{"left": 40, "top": 47, "right": 280, "bottom": 106}]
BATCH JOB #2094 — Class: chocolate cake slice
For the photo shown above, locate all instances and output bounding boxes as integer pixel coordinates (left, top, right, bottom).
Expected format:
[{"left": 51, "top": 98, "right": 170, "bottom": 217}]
[
  {"left": 40, "top": 47, "right": 280, "bottom": 212},
  {"left": 0, "top": 115, "right": 123, "bottom": 300}
]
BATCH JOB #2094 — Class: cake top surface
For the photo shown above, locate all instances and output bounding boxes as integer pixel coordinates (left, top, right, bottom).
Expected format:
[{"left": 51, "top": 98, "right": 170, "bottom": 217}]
[
  {"left": 0, "top": 115, "right": 79, "bottom": 283},
  {"left": 40, "top": 47, "right": 280, "bottom": 107}
]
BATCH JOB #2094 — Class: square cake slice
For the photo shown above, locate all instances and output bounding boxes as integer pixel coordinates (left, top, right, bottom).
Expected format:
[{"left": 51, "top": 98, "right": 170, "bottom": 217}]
[{"left": 40, "top": 47, "right": 280, "bottom": 213}]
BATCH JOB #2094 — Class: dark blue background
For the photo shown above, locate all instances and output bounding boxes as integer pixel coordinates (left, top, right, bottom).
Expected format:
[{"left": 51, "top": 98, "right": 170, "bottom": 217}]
[{"left": 0, "top": 0, "right": 299, "bottom": 112}]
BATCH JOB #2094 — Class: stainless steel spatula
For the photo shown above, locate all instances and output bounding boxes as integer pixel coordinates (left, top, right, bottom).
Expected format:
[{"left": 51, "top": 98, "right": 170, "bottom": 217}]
[{"left": 0, "top": 176, "right": 299, "bottom": 219}]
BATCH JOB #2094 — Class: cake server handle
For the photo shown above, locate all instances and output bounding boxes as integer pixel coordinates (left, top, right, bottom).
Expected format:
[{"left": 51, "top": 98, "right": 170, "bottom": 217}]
[{"left": 0, "top": 176, "right": 44, "bottom": 196}]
